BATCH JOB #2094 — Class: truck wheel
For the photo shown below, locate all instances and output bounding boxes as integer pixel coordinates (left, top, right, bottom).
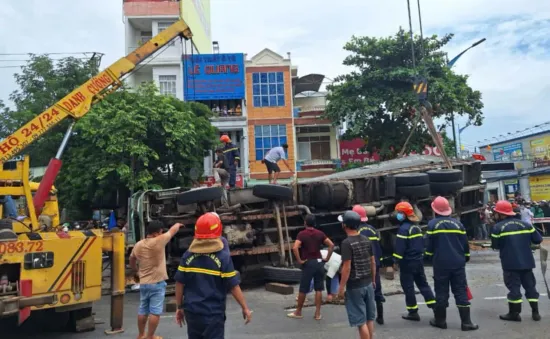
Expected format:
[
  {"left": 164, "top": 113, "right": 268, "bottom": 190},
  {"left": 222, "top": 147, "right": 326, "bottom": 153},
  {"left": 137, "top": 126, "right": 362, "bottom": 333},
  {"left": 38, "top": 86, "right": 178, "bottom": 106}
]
[
  {"left": 262, "top": 266, "right": 302, "bottom": 284},
  {"left": 427, "top": 169, "right": 462, "bottom": 182},
  {"left": 177, "top": 187, "right": 223, "bottom": 205},
  {"left": 396, "top": 184, "right": 431, "bottom": 198},
  {"left": 430, "top": 181, "right": 464, "bottom": 195},
  {"left": 0, "top": 219, "right": 12, "bottom": 230},
  {"left": 394, "top": 172, "right": 429, "bottom": 186},
  {"left": 252, "top": 185, "right": 293, "bottom": 201}
]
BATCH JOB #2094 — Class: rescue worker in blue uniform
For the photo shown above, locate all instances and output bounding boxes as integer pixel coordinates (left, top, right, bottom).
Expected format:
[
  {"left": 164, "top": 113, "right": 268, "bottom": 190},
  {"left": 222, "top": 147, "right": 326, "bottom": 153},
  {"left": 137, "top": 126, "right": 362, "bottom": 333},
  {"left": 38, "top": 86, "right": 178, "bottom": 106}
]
[
  {"left": 175, "top": 212, "right": 252, "bottom": 338},
  {"left": 491, "top": 200, "right": 543, "bottom": 322},
  {"left": 220, "top": 135, "right": 240, "bottom": 188},
  {"left": 354, "top": 204, "right": 385, "bottom": 325},
  {"left": 425, "top": 196, "right": 479, "bottom": 331},
  {"left": 392, "top": 201, "right": 436, "bottom": 321}
]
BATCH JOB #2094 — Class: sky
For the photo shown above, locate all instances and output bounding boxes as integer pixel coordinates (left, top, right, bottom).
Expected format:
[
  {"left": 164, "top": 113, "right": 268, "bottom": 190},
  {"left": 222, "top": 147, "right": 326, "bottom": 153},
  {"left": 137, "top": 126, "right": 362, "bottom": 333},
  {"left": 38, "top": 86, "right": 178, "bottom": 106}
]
[{"left": 1, "top": 0, "right": 550, "bottom": 150}]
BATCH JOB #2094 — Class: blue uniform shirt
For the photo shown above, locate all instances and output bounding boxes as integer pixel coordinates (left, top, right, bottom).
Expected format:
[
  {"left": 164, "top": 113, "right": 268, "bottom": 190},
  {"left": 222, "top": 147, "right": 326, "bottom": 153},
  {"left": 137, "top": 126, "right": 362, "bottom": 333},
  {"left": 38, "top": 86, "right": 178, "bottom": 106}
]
[
  {"left": 491, "top": 217, "right": 543, "bottom": 270},
  {"left": 174, "top": 248, "right": 240, "bottom": 316},
  {"left": 359, "top": 223, "right": 382, "bottom": 266},
  {"left": 223, "top": 142, "right": 240, "bottom": 168},
  {"left": 393, "top": 221, "right": 424, "bottom": 262},
  {"left": 425, "top": 216, "right": 469, "bottom": 269}
]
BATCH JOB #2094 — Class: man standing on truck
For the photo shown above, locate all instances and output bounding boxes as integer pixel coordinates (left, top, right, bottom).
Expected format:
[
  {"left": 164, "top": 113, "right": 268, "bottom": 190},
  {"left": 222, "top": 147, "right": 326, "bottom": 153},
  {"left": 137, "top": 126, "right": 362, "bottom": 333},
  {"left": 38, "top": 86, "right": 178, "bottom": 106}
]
[
  {"left": 175, "top": 212, "right": 252, "bottom": 337},
  {"left": 392, "top": 202, "right": 436, "bottom": 321},
  {"left": 288, "top": 214, "right": 334, "bottom": 321},
  {"left": 425, "top": 196, "right": 479, "bottom": 331},
  {"left": 263, "top": 144, "right": 294, "bottom": 184},
  {"left": 213, "top": 146, "right": 230, "bottom": 208},
  {"left": 491, "top": 200, "right": 543, "bottom": 322},
  {"left": 354, "top": 205, "right": 385, "bottom": 325},
  {"left": 220, "top": 135, "right": 240, "bottom": 188},
  {"left": 129, "top": 220, "right": 184, "bottom": 339}
]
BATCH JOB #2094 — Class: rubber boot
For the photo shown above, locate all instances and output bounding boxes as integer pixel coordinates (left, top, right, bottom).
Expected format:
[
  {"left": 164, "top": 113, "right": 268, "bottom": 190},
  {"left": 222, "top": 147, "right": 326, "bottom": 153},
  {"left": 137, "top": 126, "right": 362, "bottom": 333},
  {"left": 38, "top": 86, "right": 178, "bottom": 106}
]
[
  {"left": 458, "top": 307, "right": 479, "bottom": 331},
  {"left": 376, "top": 302, "right": 384, "bottom": 325},
  {"left": 530, "top": 301, "right": 541, "bottom": 321},
  {"left": 429, "top": 307, "right": 447, "bottom": 329},
  {"left": 499, "top": 303, "right": 521, "bottom": 322},
  {"left": 402, "top": 310, "right": 420, "bottom": 321}
]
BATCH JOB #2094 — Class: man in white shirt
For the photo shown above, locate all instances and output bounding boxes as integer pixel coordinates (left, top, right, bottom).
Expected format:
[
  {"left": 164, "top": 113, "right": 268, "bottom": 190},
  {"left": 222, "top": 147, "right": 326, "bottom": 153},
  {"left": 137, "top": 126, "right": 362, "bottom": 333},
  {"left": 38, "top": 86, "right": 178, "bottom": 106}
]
[
  {"left": 263, "top": 144, "right": 293, "bottom": 184},
  {"left": 520, "top": 203, "right": 534, "bottom": 225}
]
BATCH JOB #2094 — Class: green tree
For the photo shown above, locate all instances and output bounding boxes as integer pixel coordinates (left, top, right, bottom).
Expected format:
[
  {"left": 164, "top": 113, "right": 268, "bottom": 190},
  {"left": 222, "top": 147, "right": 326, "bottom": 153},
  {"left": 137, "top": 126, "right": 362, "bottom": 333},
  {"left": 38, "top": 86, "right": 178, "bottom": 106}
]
[
  {"left": 0, "top": 54, "right": 100, "bottom": 165},
  {"left": 325, "top": 29, "right": 484, "bottom": 160},
  {"left": 57, "top": 83, "right": 218, "bottom": 217}
]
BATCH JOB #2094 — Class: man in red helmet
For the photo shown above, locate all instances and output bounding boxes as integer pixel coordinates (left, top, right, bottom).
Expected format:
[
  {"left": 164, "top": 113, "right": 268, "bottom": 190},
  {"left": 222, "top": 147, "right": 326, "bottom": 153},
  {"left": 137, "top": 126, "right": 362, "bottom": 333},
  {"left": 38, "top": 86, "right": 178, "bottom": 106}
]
[
  {"left": 220, "top": 134, "right": 240, "bottom": 188},
  {"left": 354, "top": 205, "right": 385, "bottom": 325},
  {"left": 491, "top": 200, "right": 543, "bottom": 322},
  {"left": 175, "top": 212, "right": 252, "bottom": 338},
  {"left": 425, "top": 196, "right": 478, "bottom": 331},
  {"left": 392, "top": 201, "right": 436, "bottom": 321}
]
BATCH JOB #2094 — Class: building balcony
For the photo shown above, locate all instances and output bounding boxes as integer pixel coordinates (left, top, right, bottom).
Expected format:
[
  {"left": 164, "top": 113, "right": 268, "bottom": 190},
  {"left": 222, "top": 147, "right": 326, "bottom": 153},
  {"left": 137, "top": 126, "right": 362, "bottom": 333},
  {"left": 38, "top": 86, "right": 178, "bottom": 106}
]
[
  {"left": 123, "top": 0, "right": 180, "bottom": 17},
  {"left": 295, "top": 159, "right": 341, "bottom": 178}
]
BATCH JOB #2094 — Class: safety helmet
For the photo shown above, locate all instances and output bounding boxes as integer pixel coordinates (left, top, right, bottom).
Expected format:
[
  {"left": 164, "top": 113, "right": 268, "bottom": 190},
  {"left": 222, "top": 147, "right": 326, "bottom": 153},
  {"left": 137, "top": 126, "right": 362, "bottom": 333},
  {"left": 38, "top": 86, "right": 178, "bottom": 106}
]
[
  {"left": 352, "top": 205, "right": 368, "bottom": 222},
  {"left": 494, "top": 200, "right": 516, "bottom": 216},
  {"left": 194, "top": 212, "right": 223, "bottom": 239},
  {"left": 220, "top": 135, "right": 231, "bottom": 143},
  {"left": 337, "top": 210, "right": 361, "bottom": 229},
  {"left": 431, "top": 196, "right": 452, "bottom": 216},
  {"left": 395, "top": 202, "right": 415, "bottom": 216}
]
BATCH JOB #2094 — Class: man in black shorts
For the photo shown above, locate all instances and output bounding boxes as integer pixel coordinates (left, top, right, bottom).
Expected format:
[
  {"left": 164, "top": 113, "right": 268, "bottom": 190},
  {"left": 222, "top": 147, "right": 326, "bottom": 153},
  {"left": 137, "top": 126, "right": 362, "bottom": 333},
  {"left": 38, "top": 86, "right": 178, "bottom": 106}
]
[
  {"left": 263, "top": 144, "right": 293, "bottom": 184},
  {"left": 288, "top": 214, "right": 334, "bottom": 320}
]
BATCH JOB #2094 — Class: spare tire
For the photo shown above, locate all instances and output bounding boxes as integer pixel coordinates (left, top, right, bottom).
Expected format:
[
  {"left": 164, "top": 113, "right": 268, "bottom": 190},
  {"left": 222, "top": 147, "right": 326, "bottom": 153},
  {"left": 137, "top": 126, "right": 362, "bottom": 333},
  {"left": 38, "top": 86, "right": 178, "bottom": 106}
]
[
  {"left": 430, "top": 181, "right": 464, "bottom": 195},
  {"left": 396, "top": 184, "right": 431, "bottom": 198},
  {"left": 427, "top": 169, "right": 462, "bottom": 182},
  {"left": 263, "top": 266, "right": 302, "bottom": 284},
  {"left": 394, "top": 172, "right": 429, "bottom": 186},
  {"left": 177, "top": 187, "right": 223, "bottom": 205},
  {"left": 252, "top": 185, "right": 293, "bottom": 201}
]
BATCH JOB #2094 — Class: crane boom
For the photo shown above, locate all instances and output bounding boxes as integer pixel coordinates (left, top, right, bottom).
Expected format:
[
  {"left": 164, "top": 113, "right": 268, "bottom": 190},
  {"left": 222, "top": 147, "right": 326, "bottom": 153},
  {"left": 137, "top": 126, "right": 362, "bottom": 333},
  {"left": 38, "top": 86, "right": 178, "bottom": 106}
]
[{"left": 0, "top": 19, "right": 192, "bottom": 164}]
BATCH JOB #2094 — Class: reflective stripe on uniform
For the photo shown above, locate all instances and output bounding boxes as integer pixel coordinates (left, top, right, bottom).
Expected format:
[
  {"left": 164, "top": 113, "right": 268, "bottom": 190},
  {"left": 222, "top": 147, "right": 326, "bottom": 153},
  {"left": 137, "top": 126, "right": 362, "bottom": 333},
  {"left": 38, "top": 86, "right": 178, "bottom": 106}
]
[
  {"left": 492, "top": 228, "right": 535, "bottom": 238},
  {"left": 457, "top": 304, "right": 470, "bottom": 308},
  {"left": 425, "top": 300, "right": 436, "bottom": 305},
  {"left": 393, "top": 253, "right": 403, "bottom": 259},
  {"left": 178, "top": 266, "right": 237, "bottom": 278},
  {"left": 527, "top": 298, "right": 538, "bottom": 302},
  {"left": 406, "top": 305, "right": 418, "bottom": 310},
  {"left": 508, "top": 299, "right": 523, "bottom": 303},
  {"left": 427, "top": 230, "right": 466, "bottom": 235},
  {"left": 397, "top": 233, "right": 423, "bottom": 239},
  {"left": 425, "top": 251, "right": 433, "bottom": 256}
]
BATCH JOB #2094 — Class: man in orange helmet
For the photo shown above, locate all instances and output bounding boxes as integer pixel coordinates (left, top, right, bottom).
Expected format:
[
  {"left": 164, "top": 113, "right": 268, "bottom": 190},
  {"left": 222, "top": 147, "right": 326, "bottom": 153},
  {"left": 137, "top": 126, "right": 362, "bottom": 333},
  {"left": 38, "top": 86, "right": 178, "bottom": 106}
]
[
  {"left": 491, "top": 200, "right": 543, "bottom": 322},
  {"left": 175, "top": 212, "right": 252, "bottom": 338},
  {"left": 425, "top": 196, "right": 478, "bottom": 331},
  {"left": 354, "top": 205, "right": 385, "bottom": 325},
  {"left": 392, "top": 201, "right": 436, "bottom": 321},
  {"left": 220, "top": 134, "right": 240, "bottom": 188}
]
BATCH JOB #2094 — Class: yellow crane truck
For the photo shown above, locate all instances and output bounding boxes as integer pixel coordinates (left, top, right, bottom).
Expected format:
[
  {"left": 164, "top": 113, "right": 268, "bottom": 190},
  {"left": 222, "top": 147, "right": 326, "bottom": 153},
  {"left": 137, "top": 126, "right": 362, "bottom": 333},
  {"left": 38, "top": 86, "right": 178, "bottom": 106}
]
[{"left": 0, "top": 19, "right": 193, "bottom": 333}]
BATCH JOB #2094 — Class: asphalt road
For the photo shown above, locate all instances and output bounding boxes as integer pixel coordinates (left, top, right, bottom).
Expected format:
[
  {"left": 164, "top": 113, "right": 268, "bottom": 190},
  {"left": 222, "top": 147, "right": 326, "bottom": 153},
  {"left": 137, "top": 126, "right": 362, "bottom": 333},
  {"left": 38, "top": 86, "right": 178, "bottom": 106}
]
[{"left": 3, "top": 250, "right": 550, "bottom": 339}]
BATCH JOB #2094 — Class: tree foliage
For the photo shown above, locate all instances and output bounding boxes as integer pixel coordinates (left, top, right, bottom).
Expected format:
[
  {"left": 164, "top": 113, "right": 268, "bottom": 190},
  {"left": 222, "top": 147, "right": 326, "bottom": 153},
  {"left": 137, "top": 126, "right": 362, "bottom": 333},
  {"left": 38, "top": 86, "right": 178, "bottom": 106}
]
[
  {"left": 1, "top": 55, "right": 218, "bottom": 218},
  {"left": 325, "top": 29, "right": 484, "bottom": 160}
]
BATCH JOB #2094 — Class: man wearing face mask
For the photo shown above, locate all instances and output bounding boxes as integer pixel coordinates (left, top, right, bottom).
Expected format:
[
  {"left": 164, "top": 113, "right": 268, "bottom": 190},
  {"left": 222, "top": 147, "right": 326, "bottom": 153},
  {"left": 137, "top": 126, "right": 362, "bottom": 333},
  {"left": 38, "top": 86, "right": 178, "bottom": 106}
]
[
  {"left": 392, "top": 202, "right": 436, "bottom": 321},
  {"left": 491, "top": 200, "right": 543, "bottom": 322}
]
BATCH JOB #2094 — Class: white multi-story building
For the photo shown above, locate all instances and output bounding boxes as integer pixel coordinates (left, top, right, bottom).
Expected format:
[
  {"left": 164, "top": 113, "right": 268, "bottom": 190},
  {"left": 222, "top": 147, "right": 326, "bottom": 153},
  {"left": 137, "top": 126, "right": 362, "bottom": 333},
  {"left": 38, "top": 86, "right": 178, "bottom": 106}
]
[{"left": 122, "top": 0, "right": 212, "bottom": 99}]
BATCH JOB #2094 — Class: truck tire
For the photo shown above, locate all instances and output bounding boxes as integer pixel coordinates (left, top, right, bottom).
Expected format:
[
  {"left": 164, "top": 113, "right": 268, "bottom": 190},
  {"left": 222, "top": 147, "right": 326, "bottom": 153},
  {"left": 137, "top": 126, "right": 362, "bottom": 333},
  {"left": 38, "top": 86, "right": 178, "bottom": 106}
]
[
  {"left": 396, "top": 184, "right": 431, "bottom": 198},
  {"left": 252, "top": 185, "right": 293, "bottom": 201},
  {"left": 0, "top": 229, "right": 17, "bottom": 241},
  {"left": 177, "top": 187, "right": 223, "bottom": 205},
  {"left": 430, "top": 180, "right": 464, "bottom": 195},
  {"left": 262, "top": 266, "right": 302, "bottom": 284},
  {"left": 427, "top": 169, "right": 462, "bottom": 182},
  {"left": 0, "top": 219, "right": 12, "bottom": 230},
  {"left": 394, "top": 172, "right": 429, "bottom": 186}
]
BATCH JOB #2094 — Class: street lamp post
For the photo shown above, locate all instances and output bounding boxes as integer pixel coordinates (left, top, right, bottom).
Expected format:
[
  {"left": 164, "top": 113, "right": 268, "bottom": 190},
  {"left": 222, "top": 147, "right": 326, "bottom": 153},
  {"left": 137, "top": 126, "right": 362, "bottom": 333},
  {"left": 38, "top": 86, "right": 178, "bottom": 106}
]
[{"left": 447, "top": 38, "right": 486, "bottom": 157}]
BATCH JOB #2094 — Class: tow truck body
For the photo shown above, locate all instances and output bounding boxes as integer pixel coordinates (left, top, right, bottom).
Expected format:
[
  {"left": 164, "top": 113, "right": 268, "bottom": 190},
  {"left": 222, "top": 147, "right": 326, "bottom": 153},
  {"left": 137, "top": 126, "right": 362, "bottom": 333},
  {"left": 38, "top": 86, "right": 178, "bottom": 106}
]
[{"left": 0, "top": 18, "right": 193, "bottom": 332}]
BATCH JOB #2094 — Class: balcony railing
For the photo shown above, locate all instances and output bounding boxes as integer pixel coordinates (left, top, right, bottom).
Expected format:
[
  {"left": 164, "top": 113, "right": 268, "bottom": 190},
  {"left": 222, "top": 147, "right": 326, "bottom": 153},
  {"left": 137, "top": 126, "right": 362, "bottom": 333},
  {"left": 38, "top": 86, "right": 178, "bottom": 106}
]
[
  {"left": 296, "top": 159, "right": 341, "bottom": 171},
  {"left": 293, "top": 105, "right": 326, "bottom": 117}
]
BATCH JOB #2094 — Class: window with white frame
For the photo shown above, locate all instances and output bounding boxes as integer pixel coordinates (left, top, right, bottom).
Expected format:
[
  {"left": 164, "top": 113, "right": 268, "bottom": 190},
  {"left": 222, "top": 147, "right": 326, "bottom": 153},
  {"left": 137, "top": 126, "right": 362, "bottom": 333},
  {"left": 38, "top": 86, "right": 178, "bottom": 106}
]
[
  {"left": 157, "top": 22, "right": 176, "bottom": 46},
  {"left": 159, "top": 75, "right": 177, "bottom": 97},
  {"left": 140, "top": 31, "right": 152, "bottom": 45},
  {"left": 296, "top": 126, "right": 332, "bottom": 161},
  {"left": 252, "top": 72, "right": 285, "bottom": 107}
]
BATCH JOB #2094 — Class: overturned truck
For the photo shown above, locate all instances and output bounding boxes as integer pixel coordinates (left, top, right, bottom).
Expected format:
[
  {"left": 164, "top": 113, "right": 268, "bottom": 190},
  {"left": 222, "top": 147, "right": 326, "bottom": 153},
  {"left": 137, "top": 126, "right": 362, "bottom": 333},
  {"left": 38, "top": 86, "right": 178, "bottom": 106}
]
[{"left": 128, "top": 155, "right": 484, "bottom": 282}]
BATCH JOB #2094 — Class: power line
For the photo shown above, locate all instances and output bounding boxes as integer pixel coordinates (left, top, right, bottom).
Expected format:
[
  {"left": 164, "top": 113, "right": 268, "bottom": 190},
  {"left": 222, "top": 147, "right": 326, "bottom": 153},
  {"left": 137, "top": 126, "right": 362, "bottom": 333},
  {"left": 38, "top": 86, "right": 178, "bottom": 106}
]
[
  {"left": 0, "top": 57, "right": 93, "bottom": 63},
  {"left": 0, "top": 52, "right": 100, "bottom": 56}
]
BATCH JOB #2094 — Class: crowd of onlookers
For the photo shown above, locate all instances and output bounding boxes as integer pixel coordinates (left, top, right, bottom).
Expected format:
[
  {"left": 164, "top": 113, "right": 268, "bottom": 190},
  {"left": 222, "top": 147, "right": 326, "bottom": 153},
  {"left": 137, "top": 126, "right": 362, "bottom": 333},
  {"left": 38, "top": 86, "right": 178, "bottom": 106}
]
[{"left": 478, "top": 199, "right": 550, "bottom": 239}]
